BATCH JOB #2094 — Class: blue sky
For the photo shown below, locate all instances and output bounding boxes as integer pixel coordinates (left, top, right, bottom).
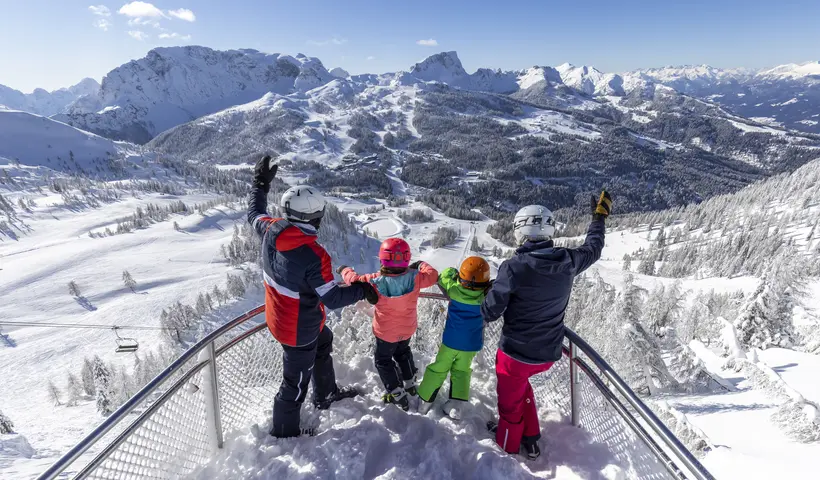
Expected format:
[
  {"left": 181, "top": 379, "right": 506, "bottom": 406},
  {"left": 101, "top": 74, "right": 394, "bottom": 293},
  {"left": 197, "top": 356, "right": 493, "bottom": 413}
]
[{"left": 2, "top": 0, "right": 819, "bottom": 92}]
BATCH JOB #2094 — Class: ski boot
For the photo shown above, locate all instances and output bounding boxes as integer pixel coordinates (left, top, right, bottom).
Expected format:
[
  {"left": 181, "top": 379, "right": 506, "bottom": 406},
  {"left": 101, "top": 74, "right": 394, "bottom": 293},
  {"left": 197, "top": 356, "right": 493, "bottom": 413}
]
[
  {"left": 314, "top": 385, "right": 360, "bottom": 410},
  {"left": 521, "top": 437, "right": 541, "bottom": 460},
  {"left": 382, "top": 387, "right": 410, "bottom": 411},
  {"left": 418, "top": 399, "right": 435, "bottom": 415},
  {"left": 441, "top": 399, "right": 464, "bottom": 420},
  {"left": 404, "top": 375, "right": 418, "bottom": 397},
  {"left": 486, "top": 421, "right": 540, "bottom": 460}
]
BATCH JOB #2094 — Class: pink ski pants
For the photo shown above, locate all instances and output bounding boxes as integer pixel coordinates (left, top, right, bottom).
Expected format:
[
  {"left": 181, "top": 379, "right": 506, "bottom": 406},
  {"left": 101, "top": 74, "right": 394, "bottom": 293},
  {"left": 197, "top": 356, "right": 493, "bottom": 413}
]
[{"left": 495, "top": 349, "right": 554, "bottom": 454}]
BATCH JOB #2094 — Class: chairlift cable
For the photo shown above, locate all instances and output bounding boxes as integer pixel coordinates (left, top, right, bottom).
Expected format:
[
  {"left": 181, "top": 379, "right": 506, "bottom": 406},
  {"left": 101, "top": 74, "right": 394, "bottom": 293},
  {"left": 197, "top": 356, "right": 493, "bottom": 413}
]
[{"left": 0, "top": 320, "right": 198, "bottom": 331}]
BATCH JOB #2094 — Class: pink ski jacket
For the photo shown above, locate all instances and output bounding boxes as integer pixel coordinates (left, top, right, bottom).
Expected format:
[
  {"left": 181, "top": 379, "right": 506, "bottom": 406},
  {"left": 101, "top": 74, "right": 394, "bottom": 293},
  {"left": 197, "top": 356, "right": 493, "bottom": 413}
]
[{"left": 340, "top": 262, "right": 438, "bottom": 343}]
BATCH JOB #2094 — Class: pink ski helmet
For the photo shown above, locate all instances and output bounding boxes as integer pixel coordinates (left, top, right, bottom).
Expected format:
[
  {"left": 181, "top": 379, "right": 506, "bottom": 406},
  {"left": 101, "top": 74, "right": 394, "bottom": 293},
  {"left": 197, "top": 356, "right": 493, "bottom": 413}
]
[{"left": 379, "top": 238, "right": 411, "bottom": 268}]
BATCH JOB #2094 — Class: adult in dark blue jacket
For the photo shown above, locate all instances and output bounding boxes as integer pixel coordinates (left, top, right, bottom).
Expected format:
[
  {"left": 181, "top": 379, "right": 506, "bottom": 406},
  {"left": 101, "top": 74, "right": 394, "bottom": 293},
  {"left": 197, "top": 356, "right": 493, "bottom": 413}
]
[
  {"left": 248, "top": 155, "right": 378, "bottom": 438},
  {"left": 483, "top": 191, "right": 612, "bottom": 460}
]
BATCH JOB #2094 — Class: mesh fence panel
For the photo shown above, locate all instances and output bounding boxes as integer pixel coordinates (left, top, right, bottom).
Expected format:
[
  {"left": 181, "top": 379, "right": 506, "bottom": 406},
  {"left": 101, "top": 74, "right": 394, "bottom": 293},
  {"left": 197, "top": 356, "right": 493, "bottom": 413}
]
[
  {"left": 217, "top": 328, "right": 283, "bottom": 434},
  {"left": 64, "top": 303, "right": 693, "bottom": 480},
  {"left": 84, "top": 366, "right": 211, "bottom": 480}
]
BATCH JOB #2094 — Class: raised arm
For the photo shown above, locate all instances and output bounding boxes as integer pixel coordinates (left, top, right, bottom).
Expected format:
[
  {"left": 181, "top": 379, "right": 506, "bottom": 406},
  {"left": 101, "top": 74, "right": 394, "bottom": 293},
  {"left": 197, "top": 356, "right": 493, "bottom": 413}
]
[
  {"left": 247, "top": 155, "right": 278, "bottom": 237},
  {"left": 480, "top": 260, "right": 514, "bottom": 323},
  {"left": 569, "top": 190, "right": 611, "bottom": 275},
  {"left": 437, "top": 267, "right": 460, "bottom": 296}
]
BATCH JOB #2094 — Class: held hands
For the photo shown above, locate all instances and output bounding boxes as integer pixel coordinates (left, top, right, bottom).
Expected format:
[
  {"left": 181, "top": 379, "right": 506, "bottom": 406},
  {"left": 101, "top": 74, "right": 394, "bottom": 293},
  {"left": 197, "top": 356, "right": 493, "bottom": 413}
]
[
  {"left": 253, "top": 155, "right": 278, "bottom": 190},
  {"left": 590, "top": 190, "right": 613, "bottom": 219},
  {"left": 336, "top": 265, "right": 350, "bottom": 275},
  {"left": 353, "top": 281, "right": 379, "bottom": 305}
]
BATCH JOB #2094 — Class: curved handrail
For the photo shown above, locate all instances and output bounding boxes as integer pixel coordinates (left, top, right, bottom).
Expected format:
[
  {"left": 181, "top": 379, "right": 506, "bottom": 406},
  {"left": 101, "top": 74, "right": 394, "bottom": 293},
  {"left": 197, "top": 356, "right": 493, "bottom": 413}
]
[
  {"left": 37, "top": 305, "right": 265, "bottom": 480},
  {"left": 38, "top": 298, "right": 714, "bottom": 480},
  {"left": 564, "top": 328, "right": 713, "bottom": 480}
]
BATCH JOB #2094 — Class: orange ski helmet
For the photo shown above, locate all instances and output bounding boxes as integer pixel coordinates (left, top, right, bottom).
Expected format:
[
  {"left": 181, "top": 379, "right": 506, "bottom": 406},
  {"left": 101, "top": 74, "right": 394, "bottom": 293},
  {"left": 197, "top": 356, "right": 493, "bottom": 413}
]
[{"left": 458, "top": 256, "right": 491, "bottom": 290}]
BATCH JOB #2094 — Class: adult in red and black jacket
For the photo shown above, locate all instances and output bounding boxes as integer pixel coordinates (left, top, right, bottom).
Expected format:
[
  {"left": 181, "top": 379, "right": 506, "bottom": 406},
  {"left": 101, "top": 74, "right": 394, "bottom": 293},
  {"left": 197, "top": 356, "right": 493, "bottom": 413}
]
[{"left": 248, "top": 155, "right": 377, "bottom": 438}]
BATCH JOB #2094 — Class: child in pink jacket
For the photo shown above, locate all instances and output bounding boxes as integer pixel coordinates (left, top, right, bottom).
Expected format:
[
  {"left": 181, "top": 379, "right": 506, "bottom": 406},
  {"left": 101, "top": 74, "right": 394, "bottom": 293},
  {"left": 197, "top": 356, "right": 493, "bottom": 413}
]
[{"left": 337, "top": 237, "right": 438, "bottom": 411}]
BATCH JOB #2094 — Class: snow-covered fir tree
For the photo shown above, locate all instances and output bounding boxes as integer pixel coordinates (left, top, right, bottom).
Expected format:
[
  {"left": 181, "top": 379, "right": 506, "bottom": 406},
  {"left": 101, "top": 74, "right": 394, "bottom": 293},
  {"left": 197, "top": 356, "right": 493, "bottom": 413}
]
[
  {"left": 47, "top": 379, "right": 62, "bottom": 406},
  {"left": 92, "top": 355, "right": 115, "bottom": 415},
  {"left": 0, "top": 410, "right": 14, "bottom": 434},
  {"left": 81, "top": 357, "right": 95, "bottom": 396},
  {"left": 66, "top": 372, "right": 83, "bottom": 406},
  {"left": 122, "top": 270, "right": 137, "bottom": 292},
  {"left": 734, "top": 280, "right": 795, "bottom": 349},
  {"left": 616, "top": 275, "right": 680, "bottom": 395}
]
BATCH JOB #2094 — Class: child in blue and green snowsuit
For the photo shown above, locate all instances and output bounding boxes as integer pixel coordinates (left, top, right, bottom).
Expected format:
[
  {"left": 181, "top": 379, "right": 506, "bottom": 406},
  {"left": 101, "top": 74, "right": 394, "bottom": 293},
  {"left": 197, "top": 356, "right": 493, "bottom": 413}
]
[{"left": 417, "top": 257, "right": 490, "bottom": 419}]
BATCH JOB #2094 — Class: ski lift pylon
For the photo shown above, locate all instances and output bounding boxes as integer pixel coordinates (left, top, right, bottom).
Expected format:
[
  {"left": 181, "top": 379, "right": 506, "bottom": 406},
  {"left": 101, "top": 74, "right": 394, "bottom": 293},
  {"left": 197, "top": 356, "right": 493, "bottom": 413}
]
[{"left": 113, "top": 327, "right": 139, "bottom": 353}]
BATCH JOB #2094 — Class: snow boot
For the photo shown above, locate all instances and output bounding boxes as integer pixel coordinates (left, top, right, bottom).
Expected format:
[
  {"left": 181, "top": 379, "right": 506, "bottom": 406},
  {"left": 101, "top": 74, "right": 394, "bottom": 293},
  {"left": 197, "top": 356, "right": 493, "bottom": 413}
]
[
  {"left": 382, "top": 387, "right": 410, "bottom": 411},
  {"left": 441, "top": 399, "right": 464, "bottom": 420},
  {"left": 314, "top": 385, "right": 359, "bottom": 410},
  {"left": 521, "top": 437, "right": 541, "bottom": 461},
  {"left": 418, "top": 399, "right": 435, "bottom": 415},
  {"left": 404, "top": 375, "right": 418, "bottom": 397}
]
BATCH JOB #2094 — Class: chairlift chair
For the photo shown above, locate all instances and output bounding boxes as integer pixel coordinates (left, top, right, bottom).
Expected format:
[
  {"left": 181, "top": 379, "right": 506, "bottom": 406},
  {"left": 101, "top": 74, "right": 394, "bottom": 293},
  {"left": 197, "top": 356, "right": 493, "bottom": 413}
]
[{"left": 113, "top": 328, "right": 139, "bottom": 353}]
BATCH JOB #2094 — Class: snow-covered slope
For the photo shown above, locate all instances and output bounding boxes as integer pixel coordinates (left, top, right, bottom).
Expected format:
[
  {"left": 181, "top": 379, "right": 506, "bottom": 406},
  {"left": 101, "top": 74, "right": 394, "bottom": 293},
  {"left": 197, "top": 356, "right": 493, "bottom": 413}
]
[
  {"left": 56, "top": 47, "right": 336, "bottom": 143},
  {"left": 0, "top": 108, "right": 126, "bottom": 171},
  {"left": 0, "top": 78, "right": 100, "bottom": 117}
]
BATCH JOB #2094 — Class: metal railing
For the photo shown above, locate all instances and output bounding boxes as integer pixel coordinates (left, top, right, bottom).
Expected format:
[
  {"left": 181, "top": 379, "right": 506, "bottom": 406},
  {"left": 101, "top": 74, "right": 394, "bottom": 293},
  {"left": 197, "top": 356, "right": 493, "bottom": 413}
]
[{"left": 38, "top": 295, "right": 714, "bottom": 480}]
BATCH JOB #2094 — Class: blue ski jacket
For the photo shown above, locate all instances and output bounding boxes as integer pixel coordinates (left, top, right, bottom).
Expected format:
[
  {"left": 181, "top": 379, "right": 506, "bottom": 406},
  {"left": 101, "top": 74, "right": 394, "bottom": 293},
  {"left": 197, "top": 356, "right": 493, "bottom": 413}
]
[{"left": 481, "top": 218, "right": 605, "bottom": 364}]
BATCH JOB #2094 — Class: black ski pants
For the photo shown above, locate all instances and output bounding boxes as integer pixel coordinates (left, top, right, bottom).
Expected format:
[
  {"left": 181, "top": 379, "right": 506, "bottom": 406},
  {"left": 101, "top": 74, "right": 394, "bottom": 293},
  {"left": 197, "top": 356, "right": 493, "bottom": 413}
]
[
  {"left": 374, "top": 337, "right": 417, "bottom": 392},
  {"left": 271, "top": 326, "right": 336, "bottom": 438}
]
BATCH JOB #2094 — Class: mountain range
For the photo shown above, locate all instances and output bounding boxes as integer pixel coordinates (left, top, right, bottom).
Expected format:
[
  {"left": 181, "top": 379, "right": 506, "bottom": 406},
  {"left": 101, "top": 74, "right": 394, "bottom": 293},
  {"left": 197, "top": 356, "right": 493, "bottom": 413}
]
[
  {"left": 2, "top": 46, "right": 819, "bottom": 218},
  {"left": 3, "top": 48, "right": 819, "bottom": 142}
]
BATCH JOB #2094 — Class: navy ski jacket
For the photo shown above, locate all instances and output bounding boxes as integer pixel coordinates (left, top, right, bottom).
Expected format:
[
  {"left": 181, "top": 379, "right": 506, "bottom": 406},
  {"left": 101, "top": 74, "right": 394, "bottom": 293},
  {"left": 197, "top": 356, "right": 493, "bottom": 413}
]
[
  {"left": 481, "top": 218, "right": 605, "bottom": 364},
  {"left": 248, "top": 185, "right": 365, "bottom": 347}
]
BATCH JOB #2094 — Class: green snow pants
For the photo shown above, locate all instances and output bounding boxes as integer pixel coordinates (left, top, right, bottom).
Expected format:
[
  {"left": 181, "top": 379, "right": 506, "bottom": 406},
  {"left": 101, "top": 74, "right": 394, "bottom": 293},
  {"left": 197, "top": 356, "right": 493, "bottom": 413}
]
[{"left": 417, "top": 344, "right": 478, "bottom": 402}]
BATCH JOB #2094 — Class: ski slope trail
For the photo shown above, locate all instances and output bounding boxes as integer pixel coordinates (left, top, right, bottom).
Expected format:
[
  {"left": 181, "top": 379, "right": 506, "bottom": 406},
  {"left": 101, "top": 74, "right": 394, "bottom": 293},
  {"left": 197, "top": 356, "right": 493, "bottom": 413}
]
[{"left": 192, "top": 348, "right": 626, "bottom": 480}]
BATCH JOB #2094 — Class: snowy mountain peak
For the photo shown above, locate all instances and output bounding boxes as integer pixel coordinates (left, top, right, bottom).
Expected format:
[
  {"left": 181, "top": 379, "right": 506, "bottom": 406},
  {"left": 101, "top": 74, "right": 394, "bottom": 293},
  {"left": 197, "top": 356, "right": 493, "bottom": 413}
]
[
  {"left": 58, "top": 45, "right": 336, "bottom": 143},
  {"left": 329, "top": 67, "right": 350, "bottom": 79},
  {"left": 759, "top": 61, "right": 820, "bottom": 79},
  {"left": 0, "top": 78, "right": 101, "bottom": 117},
  {"left": 410, "top": 51, "right": 468, "bottom": 83}
]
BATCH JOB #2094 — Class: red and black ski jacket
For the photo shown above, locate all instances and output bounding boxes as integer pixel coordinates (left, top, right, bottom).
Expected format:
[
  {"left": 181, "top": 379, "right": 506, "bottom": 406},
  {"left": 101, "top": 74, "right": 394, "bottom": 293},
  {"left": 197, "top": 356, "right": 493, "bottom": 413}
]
[{"left": 248, "top": 186, "right": 365, "bottom": 347}]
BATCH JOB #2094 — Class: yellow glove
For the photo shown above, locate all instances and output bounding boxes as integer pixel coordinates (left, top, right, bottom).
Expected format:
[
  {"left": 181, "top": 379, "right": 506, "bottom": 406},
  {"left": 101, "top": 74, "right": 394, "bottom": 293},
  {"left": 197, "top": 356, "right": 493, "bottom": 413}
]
[{"left": 593, "top": 190, "right": 612, "bottom": 218}]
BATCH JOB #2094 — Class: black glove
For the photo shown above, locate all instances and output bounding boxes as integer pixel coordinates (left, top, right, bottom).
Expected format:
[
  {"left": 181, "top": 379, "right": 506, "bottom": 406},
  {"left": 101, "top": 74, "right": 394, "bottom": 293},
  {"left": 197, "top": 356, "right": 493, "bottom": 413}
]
[
  {"left": 591, "top": 190, "right": 612, "bottom": 219},
  {"left": 336, "top": 265, "right": 350, "bottom": 275},
  {"left": 253, "top": 155, "right": 278, "bottom": 191},
  {"left": 353, "top": 281, "right": 379, "bottom": 305},
  {"left": 408, "top": 261, "right": 422, "bottom": 270}
]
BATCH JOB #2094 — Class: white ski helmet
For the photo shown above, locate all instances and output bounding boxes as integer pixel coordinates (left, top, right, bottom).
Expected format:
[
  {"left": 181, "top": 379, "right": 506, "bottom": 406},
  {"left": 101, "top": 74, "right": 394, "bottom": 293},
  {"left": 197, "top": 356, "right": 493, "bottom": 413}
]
[
  {"left": 280, "top": 185, "right": 326, "bottom": 223},
  {"left": 513, "top": 205, "right": 555, "bottom": 245}
]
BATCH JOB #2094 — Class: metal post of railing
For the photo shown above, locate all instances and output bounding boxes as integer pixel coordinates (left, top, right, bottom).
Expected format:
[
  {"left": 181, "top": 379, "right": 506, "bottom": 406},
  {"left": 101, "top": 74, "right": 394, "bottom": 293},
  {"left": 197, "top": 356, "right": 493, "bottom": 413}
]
[
  {"left": 569, "top": 340, "right": 581, "bottom": 427},
  {"left": 203, "top": 341, "right": 224, "bottom": 449}
]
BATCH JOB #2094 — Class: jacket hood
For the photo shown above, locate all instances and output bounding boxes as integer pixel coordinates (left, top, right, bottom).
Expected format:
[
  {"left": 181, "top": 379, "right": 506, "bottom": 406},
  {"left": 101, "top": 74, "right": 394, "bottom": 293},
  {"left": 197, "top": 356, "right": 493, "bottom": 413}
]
[{"left": 449, "top": 283, "right": 485, "bottom": 304}]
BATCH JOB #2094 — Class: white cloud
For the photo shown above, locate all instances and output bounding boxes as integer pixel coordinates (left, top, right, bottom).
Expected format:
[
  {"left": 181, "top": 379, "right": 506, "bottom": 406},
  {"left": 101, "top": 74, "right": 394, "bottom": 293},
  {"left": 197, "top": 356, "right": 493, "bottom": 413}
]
[
  {"left": 127, "top": 17, "right": 161, "bottom": 28},
  {"left": 119, "top": 1, "right": 165, "bottom": 18},
  {"left": 159, "top": 32, "right": 192, "bottom": 40},
  {"left": 93, "top": 18, "right": 112, "bottom": 31},
  {"left": 88, "top": 5, "right": 111, "bottom": 16},
  {"left": 128, "top": 30, "right": 149, "bottom": 41},
  {"left": 307, "top": 37, "right": 347, "bottom": 47},
  {"left": 366, "top": 56, "right": 375, "bottom": 61},
  {"left": 416, "top": 38, "right": 438, "bottom": 47},
  {"left": 167, "top": 8, "right": 196, "bottom": 22}
]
